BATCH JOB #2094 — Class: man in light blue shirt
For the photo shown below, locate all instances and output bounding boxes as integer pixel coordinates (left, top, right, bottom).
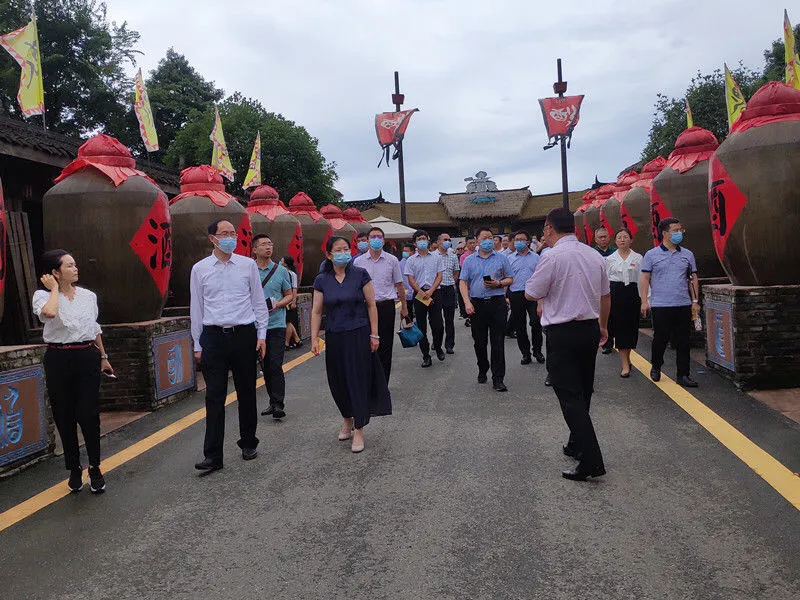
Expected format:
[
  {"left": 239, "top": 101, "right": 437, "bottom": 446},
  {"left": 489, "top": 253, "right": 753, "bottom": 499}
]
[
  {"left": 253, "top": 233, "right": 293, "bottom": 419},
  {"left": 404, "top": 230, "right": 445, "bottom": 367},
  {"left": 459, "top": 226, "right": 513, "bottom": 391},
  {"left": 508, "top": 230, "right": 544, "bottom": 365},
  {"left": 436, "top": 233, "right": 460, "bottom": 354}
]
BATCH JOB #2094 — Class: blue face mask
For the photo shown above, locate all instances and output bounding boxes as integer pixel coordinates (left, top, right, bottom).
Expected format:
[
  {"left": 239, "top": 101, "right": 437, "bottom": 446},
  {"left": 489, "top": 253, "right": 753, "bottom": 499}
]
[
  {"left": 332, "top": 252, "right": 351, "bottom": 266},
  {"left": 369, "top": 238, "right": 384, "bottom": 251},
  {"left": 216, "top": 236, "right": 237, "bottom": 254},
  {"left": 402, "top": 251, "right": 410, "bottom": 259},
  {"left": 416, "top": 240, "right": 429, "bottom": 251},
  {"left": 514, "top": 240, "right": 527, "bottom": 252},
  {"left": 357, "top": 241, "right": 368, "bottom": 253},
  {"left": 479, "top": 239, "right": 494, "bottom": 252},
  {"left": 442, "top": 240, "right": 452, "bottom": 250},
  {"left": 670, "top": 232, "right": 684, "bottom": 245}
]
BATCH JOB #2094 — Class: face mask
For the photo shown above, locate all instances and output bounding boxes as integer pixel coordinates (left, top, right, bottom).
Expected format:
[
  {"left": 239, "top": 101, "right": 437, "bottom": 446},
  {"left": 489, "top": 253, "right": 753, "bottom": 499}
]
[
  {"left": 369, "top": 238, "right": 384, "bottom": 251},
  {"left": 514, "top": 240, "right": 527, "bottom": 252},
  {"left": 670, "top": 232, "right": 683, "bottom": 245},
  {"left": 357, "top": 241, "right": 368, "bottom": 253},
  {"left": 215, "top": 236, "right": 237, "bottom": 254},
  {"left": 442, "top": 240, "right": 452, "bottom": 250},
  {"left": 402, "top": 251, "right": 410, "bottom": 259},
  {"left": 479, "top": 239, "right": 494, "bottom": 252},
  {"left": 416, "top": 240, "right": 428, "bottom": 251},
  {"left": 332, "top": 252, "right": 351, "bottom": 266}
]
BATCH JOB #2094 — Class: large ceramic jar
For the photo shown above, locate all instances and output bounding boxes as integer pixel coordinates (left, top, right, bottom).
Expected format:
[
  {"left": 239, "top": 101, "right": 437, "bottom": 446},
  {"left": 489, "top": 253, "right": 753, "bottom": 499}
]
[
  {"left": 601, "top": 170, "right": 639, "bottom": 238},
  {"left": 584, "top": 184, "right": 616, "bottom": 245},
  {"left": 620, "top": 156, "right": 667, "bottom": 254},
  {"left": 168, "top": 165, "right": 252, "bottom": 307},
  {"left": 709, "top": 82, "right": 800, "bottom": 285},
  {"left": 288, "top": 192, "right": 333, "bottom": 286},
  {"left": 652, "top": 127, "right": 725, "bottom": 277},
  {"left": 247, "top": 185, "right": 303, "bottom": 278},
  {"left": 320, "top": 204, "right": 358, "bottom": 251},
  {"left": 43, "top": 134, "right": 171, "bottom": 323},
  {"left": 574, "top": 189, "right": 595, "bottom": 244}
]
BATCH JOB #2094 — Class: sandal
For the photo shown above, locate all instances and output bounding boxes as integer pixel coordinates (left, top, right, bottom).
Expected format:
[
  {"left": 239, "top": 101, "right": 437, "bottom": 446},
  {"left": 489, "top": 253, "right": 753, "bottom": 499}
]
[{"left": 338, "top": 428, "right": 353, "bottom": 441}]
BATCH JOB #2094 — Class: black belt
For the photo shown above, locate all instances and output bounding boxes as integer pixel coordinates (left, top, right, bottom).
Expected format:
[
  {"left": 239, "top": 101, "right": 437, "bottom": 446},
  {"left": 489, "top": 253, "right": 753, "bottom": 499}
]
[
  {"left": 543, "top": 318, "right": 598, "bottom": 332},
  {"left": 470, "top": 296, "right": 505, "bottom": 303},
  {"left": 47, "top": 341, "right": 96, "bottom": 350},
  {"left": 376, "top": 299, "right": 396, "bottom": 306},
  {"left": 204, "top": 323, "right": 255, "bottom": 333}
]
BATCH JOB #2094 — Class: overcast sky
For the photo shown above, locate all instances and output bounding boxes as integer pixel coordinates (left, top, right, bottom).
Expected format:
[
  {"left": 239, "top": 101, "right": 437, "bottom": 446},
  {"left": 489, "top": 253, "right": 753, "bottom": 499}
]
[{"left": 106, "top": 0, "right": 790, "bottom": 203}]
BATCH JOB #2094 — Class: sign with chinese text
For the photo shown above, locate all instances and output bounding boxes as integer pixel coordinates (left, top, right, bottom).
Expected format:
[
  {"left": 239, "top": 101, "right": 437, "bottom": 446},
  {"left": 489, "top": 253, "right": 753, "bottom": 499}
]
[
  {"left": 705, "top": 300, "right": 735, "bottom": 372},
  {"left": 152, "top": 331, "right": 195, "bottom": 400},
  {"left": 0, "top": 365, "right": 46, "bottom": 467}
]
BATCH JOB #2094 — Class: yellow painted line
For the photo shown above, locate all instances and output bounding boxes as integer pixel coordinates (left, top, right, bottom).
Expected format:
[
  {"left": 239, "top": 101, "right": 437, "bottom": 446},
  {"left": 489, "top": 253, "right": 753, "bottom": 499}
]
[
  {"left": 630, "top": 350, "right": 800, "bottom": 511},
  {"left": 0, "top": 344, "right": 324, "bottom": 533}
]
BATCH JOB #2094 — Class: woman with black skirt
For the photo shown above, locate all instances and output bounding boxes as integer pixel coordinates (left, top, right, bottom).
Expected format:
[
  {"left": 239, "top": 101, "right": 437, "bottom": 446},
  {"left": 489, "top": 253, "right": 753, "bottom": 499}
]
[
  {"left": 282, "top": 255, "right": 303, "bottom": 350},
  {"left": 311, "top": 236, "right": 391, "bottom": 453},
  {"left": 32, "top": 250, "right": 114, "bottom": 493},
  {"left": 605, "top": 229, "right": 643, "bottom": 378}
]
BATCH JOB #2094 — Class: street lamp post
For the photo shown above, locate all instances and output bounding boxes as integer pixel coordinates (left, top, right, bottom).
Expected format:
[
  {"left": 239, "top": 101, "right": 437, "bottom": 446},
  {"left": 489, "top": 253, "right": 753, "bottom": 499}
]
[{"left": 392, "top": 71, "right": 408, "bottom": 225}]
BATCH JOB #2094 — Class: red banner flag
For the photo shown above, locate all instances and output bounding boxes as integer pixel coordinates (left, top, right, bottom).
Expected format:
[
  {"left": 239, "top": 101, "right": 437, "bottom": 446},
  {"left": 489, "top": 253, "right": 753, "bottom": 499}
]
[
  {"left": 375, "top": 109, "right": 418, "bottom": 167},
  {"left": 538, "top": 95, "right": 584, "bottom": 146}
]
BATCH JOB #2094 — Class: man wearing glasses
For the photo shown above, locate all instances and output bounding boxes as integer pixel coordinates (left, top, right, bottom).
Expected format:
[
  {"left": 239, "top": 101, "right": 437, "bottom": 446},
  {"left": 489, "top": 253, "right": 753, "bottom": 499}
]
[
  {"left": 190, "top": 220, "right": 270, "bottom": 474},
  {"left": 354, "top": 226, "right": 408, "bottom": 382},
  {"left": 436, "top": 233, "right": 460, "bottom": 354}
]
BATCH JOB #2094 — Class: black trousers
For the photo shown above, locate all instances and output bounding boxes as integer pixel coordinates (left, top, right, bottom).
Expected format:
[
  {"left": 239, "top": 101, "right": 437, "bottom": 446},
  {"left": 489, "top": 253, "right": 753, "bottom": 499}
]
[
  {"left": 470, "top": 296, "right": 507, "bottom": 381},
  {"left": 509, "top": 290, "right": 543, "bottom": 358},
  {"left": 261, "top": 327, "right": 286, "bottom": 409},
  {"left": 439, "top": 285, "right": 457, "bottom": 351},
  {"left": 651, "top": 305, "right": 692, "bottom": 377},
  {"left": 200, "top": 324, "right": 259, "bottom": 461},
  {"left": 457, "top": 285, "right": 467, "bottom": 318},
  {"left": 43, "top": 346, "right": 101, "bottom": 471},
  {"left": 414, "top": 290, "right": 444, "bottom": 357},
  {"left": 376, "top": 300, "right": 397, "bottom": 383},
  {"left": 545, "top": 319, "right": 604, "bottom": 469},
  {"left": 405, "top": 296, "right": 415, "bottom": 323}
]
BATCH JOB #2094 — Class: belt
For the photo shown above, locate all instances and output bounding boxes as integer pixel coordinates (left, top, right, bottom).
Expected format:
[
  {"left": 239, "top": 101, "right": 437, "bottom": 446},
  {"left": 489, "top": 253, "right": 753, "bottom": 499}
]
[
  {"left": 470, "top": 296, "right": 505, "bottom": 303},
  {"left": 47, "top": 341, "right": 96, "bottom": 350},
  {"left": 376, "top": 299, "right": 396, "bottom": 305},
  {"left": 204, "top": 323, "right": 255, "bottom": 333}
]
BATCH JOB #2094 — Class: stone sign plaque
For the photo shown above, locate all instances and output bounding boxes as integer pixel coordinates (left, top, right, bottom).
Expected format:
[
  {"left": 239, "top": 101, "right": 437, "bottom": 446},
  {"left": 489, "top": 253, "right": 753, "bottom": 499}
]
[
  {"left": 706, "top": 300, "right": 735, "bottom": 371},
  {"left": 0, "top": 365, "right": 46, "bottom": 467},
  {"left": 152, "top": 330, "right": 195, "bottom": 400}
]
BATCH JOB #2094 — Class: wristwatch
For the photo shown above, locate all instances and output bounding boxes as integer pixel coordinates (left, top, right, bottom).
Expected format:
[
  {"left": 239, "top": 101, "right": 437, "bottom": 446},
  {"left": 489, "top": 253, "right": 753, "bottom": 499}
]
[{"left": 100, "top": 353, "right": 108, "bottom": 359}]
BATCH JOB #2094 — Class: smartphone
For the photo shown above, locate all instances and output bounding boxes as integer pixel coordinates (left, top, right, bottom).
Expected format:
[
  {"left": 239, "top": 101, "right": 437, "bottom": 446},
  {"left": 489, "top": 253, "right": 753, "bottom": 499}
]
[
  {"left": 102, "top": 370, "right": 117, "bottom": 379},
  {"left": 483, "top": 275, "right": 493, "bottom": 282},
  {"left": 265, "top": 297, "right": 274, "bottom": 310}
]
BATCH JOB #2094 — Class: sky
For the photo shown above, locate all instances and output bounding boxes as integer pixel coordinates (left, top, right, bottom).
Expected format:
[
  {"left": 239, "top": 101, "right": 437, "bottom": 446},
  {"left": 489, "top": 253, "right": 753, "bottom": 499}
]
[{"left": 106, "top": 0, "right": 791, "bottom": 203}]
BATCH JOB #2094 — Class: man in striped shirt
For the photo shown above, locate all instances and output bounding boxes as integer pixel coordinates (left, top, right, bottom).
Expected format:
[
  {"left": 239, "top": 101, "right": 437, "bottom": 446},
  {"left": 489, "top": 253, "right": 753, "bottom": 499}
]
[{"left": 436, "top": 233, "right": 460, "bottom": 354}]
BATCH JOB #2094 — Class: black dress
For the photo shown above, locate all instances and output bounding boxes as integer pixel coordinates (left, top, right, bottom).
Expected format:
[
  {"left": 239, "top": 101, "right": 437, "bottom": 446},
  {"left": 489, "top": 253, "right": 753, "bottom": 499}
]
[
  {"left": 313, "top": 265, "right": 391, "bottom": 428},
  {"left": 606, "top": 250, "right": 643, "bottom": 350}
]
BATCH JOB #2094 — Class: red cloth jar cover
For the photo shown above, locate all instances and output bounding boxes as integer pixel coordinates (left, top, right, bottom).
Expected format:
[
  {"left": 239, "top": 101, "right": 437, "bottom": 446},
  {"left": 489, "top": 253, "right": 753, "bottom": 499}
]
[
  {"left": 288, "top": 192, "right": 323, "bottom": 222},
  {"left": 169, "top": 165, "right": 236, "bottom": 208},
  {"left": 247, "top": 185, "right": 292, "bottom": 220},
  {"left": 664, "top": 127, "right": 719, "bottom": 174},
  {"left": 55, "top": 133, "right": 155, "bottom": 187}
]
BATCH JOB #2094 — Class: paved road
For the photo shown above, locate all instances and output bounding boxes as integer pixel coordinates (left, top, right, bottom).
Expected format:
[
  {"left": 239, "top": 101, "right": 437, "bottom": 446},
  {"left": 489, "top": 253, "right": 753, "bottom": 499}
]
[{"left": 2, "top": 323, "right": 800, "bottom": 599}]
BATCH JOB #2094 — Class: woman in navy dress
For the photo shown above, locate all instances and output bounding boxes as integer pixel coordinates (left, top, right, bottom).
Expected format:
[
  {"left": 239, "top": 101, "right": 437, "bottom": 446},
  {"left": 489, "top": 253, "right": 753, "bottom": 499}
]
[{"left": 311, "top": 236, "right": 391, "bottom": 453}]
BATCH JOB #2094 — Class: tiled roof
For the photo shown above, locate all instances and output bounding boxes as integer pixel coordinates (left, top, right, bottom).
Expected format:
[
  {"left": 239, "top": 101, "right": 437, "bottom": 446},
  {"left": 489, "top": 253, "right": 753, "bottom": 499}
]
[{"left": 439, "top": 187, "right": 532, "bottom": 219}]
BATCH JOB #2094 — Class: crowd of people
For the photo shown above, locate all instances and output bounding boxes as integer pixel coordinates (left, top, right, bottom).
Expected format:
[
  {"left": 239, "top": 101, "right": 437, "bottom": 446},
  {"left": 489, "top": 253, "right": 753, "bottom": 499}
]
[{"left": 33, "top": 208, "right": 702, "bottom": 491}]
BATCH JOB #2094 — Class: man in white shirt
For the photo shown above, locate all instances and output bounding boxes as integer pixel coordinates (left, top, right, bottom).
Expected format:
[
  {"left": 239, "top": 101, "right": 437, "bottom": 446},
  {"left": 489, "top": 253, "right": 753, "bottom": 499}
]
[{"left": 190, "top": 219, "right": 270, "bottom": 473}]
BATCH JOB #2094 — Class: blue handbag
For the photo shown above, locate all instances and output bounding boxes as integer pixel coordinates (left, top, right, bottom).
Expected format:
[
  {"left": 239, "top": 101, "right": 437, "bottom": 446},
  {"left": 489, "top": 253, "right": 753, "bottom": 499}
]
[{"left": 397, "top": 322, "right": 424, "bottom": 348}]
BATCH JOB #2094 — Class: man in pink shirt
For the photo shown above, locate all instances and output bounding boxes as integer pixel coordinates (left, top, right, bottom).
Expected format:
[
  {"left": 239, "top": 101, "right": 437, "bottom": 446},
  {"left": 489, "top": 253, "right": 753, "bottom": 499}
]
[{"left": 526, "top": 208, "right": 610, "bottom": 481}]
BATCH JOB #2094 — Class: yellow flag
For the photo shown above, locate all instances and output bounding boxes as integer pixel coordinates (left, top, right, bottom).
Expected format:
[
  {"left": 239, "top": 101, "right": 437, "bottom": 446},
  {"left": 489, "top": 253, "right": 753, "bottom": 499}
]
[
  {"left": 724, "top": 63, "right": 746, "bottom": 131},
  {"left": 133, "top": 68, "right": 159, "bottom": 151},
  {"left": 685, "top": 100, "right": 693, "bottom": 128},
  {"left": 210, "top": 106, "right": 235, "bottom": 181},
  {"left": 784, "top": 10, "right": 800, "bottom": 89},
  {"left": 0, "top": 15, "right": 44, "bottom": 117},
  {"left": 243, "top": 131, "right": 261, "bottom": 190}
]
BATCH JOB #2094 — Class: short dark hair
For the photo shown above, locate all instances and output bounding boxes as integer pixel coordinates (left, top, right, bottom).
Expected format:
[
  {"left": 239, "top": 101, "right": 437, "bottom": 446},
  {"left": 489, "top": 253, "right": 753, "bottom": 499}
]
[
  {"left": 615, "top": 228, "right": 632, "bottom": 239},
  {"left": 503, "top": 234, "right": 512, "bottom": 241},
  {"left": 356, "top": 231, "right": 369, "bottom": 240},
  {"left": 493, "top": 235, "right": 502, "bottom": 241},
  {"left": 594, "top": 227, "right": 609, "bottom": 236},
  {"left": 465, "top": 235, "right": 476, "bottom": 242},
  {"left": 252, "top": 233, "right": 271, "bottom": 246},
  {"left": 412, "top": 229, "right": 429, "bottom": 242},
  {"left": 513, "top": 230, "right": 530, "bottom": 241},
  {"left": 368, "top": 227, "right": 385, "bottom": 237},
  {"left": 475, "top": 227, "right": 492, "bottom": 238},
  {"left": 402, "top": 242, "right": 414, "bottom": 251},
  {"left": 282, "top": 255, "right": 296, "bottom": 273},
  {"left": 323, "top": 236, "right": 351, "bottom": 272},
  {"left": 207, "top": 219, "right": 232, "bottom": 235},
  {"left": 39, "top": 249, "right": 70, "bottom": 283},
  {"left": 545, "top": 207, "right": 575, "bottom": 234},
  {"left": 657, "top": 217, "right": 681, "bottom": 241}
]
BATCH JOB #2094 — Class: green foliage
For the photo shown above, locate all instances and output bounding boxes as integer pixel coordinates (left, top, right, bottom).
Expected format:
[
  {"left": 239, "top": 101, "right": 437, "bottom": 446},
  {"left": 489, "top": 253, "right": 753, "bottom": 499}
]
[
  {"left": 0, "top": 0, "right": 140, "bottom": 136},
  {"left": 760, "top": 24, "right": 800, "bottom": 85},
  {"left": 166, "top": 93, "right": 338, "bottom": 205}
]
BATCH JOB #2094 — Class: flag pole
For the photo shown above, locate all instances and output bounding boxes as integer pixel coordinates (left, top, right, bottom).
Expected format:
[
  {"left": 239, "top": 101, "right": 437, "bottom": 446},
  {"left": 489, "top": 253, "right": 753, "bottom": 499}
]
[
  {"left": 33, "top": 7, "right": 45, "bottom": 131},
  {"left": 393, "top": 71, "right": 408, "bottom": 226},
  {"left": 555, "top": 59, "right": 569, "bottom": 211}
]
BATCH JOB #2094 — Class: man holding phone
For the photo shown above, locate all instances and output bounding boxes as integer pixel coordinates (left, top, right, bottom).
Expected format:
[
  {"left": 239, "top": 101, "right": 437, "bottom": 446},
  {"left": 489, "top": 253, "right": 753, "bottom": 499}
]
[
  {"left": 459, "top": 227, "right": 513, "bottom": 391},
  {"left": 253, "top": 234, "right": 294, "bottom": 419}
]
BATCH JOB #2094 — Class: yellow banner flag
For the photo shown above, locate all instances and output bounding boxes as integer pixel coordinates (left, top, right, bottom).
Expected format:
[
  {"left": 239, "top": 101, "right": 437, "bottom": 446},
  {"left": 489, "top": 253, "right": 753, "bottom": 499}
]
[
  {"left": 134, "top": 68, "right": 159, "bottom": 151},
  {"left": 685, "top": 100, "right": 694, "bottom": 128},
  {"left": 243, "top": 131, "right": 261, "bottom": 189},
  {"left": 0, "top": 15, "right": 44, "bottom": 117},
  {"left": 724, "top": 63, "right": 746, "bottom": 131},
  {"left": 784, "top": 10, "right": 800, "bottom": 89},
  {"left": 210, "top": 106, "right": 235, "bottom": 181}
]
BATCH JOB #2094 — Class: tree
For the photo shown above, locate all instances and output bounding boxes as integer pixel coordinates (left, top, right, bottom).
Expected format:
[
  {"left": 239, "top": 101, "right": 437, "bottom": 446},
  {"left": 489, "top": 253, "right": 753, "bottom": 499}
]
[
  {"left": 760, "top": 24, "right": 800, "bottom": 85},
  {"left": 0, "top": 0, "right": 140, "bottom": 136},
  {"left": 166, "top": 93, "right": 339, "bottom": 205}
]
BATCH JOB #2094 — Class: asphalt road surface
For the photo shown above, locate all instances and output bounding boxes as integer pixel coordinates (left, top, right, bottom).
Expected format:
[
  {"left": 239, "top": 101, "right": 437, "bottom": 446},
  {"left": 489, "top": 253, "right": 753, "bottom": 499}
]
[{"left": 2, "top": 325, "right": 800, "bottom": 600}]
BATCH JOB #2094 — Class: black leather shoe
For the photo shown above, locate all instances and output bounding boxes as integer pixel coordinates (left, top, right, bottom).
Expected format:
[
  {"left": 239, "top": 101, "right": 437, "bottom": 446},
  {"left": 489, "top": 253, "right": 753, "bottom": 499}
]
[
  {"left": 464, "top": 318, "right": 471, "bottom": 327},
  {"left": 272, "top": 406, "right": 286, "bottom": 419},
  {"left": 521, "top": 356, "right": 533, "bottom": 365},
  {"left": 562, "top": 464, "right": 606, "bottom": 481},
  {"left": 194, "top": 458, "right": 223, "bottom": 472},
  {"left": 533, "top": 352, "right": 545, "bottom": 364},
  {"left": 477, "top": 373, "right": 488, "bottom": 384},
  {"left": 436, "top": 349, "right": 446, "bottom": 361},
  {"left": 241, "top": 447, "right": 258, "bottom": 460},
  {"left": 562, "top": 445, "right": 581, "bottom": 459},
  {"left": 421, "top": 355, "right": 432, "bottom": 368},
  {"left": 677, "top": 376, "right": 698, "bottom": 388},
  {"left": 544, "top": 375, "right": 552, "bottom": 386},
  {"left": 261, "top": 405, "right": 275, "bottom": 416},
  {"left": 446, "top": 348, "right": 454, "bottom": 354},
  {"left": 650, "top": 368, "right": 661, "bottom": 382},
  {"left": 493, "top": 380, "right": 508, "bottom": 392}
]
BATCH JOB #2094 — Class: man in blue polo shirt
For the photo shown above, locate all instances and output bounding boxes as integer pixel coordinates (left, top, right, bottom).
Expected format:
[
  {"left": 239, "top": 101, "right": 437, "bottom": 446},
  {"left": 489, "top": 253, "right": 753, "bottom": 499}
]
[
  {"left": 640, "top": 217, "right": 700, "bottom": 388},
  {"left": 253, "top": 234, "right": 294, "bottom": 418},
  {"left": 508, "top": 230, "right": 544, "bottom": 365},
  {"left": 459, "top": 226, "right": 514, "bottom": 391}
]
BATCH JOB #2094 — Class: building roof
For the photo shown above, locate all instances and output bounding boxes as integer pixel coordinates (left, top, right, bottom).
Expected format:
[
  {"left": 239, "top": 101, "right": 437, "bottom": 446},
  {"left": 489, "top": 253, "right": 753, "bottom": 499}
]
[
  {"left": 439, "top": 187, "right": 532, "bottom": 220},
  {"left": 343, "top": 191, "right": 387, "bottom": 211},
  {"left": 518, "top": 190, "right": 585, "bottom": 219}
]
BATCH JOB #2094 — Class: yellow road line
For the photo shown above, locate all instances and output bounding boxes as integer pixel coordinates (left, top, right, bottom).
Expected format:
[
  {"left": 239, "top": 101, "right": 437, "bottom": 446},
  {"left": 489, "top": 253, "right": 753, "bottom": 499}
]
[
  {"left": 629, "top": 350, "right": 800, "bottom": 511},
  {"left": 0, "top": 344, "right": 324, "bottom": 533}
]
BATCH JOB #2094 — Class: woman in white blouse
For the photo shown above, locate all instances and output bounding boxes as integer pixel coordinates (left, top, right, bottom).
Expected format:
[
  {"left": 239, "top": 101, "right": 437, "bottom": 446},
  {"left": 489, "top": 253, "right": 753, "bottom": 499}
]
[
  {"left": 32, "top": 250, "right": 114, "bottom": 494},
  {"left": 604, "top": 229, "right": 643, "bottom": 377}
]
